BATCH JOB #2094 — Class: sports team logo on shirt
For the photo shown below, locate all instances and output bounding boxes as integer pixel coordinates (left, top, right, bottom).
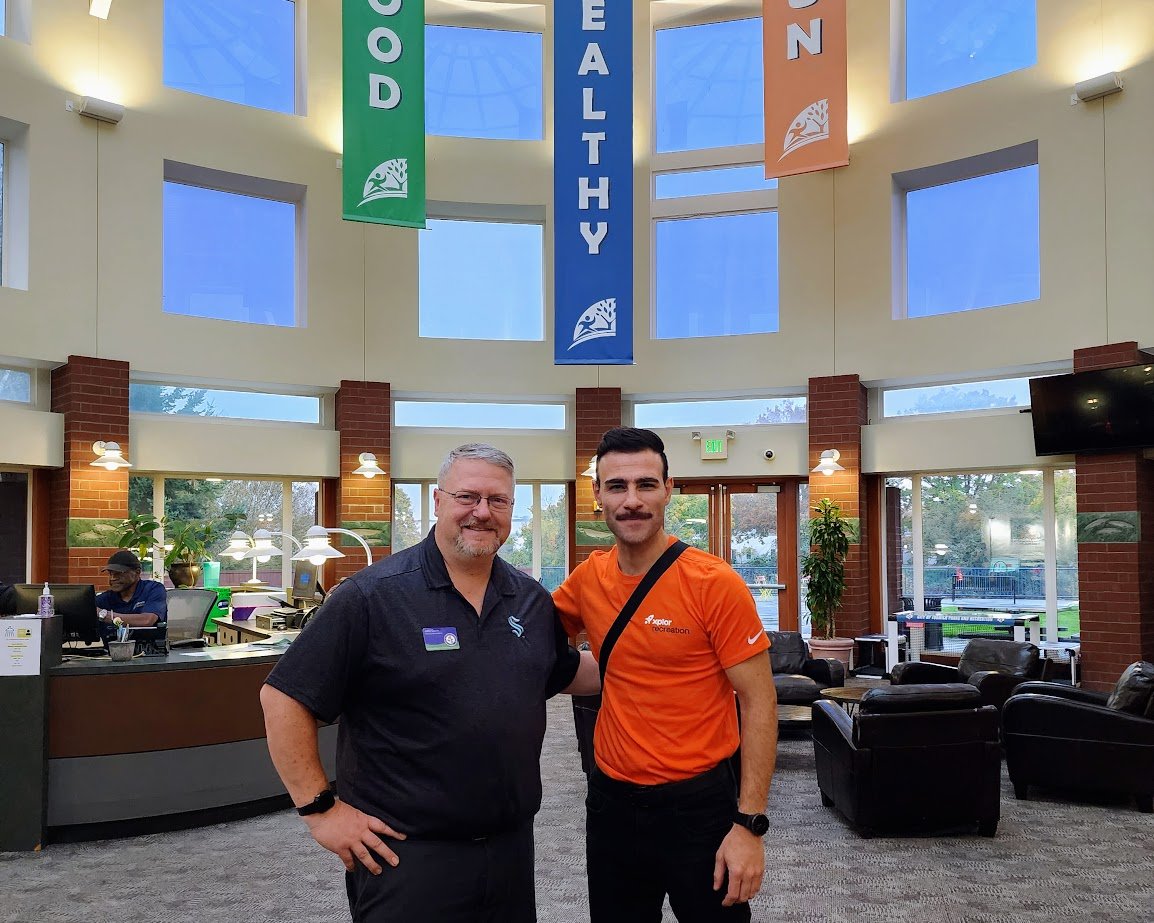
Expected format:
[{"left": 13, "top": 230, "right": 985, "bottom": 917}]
[{"left": 508, "top": 615, "right": 525, "bottom": 638}]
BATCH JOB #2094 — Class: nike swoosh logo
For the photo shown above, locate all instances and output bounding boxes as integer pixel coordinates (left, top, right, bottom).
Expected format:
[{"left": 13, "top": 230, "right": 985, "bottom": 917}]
[{"left": 747, "top": 632, "right": 763, "bottom": 644}]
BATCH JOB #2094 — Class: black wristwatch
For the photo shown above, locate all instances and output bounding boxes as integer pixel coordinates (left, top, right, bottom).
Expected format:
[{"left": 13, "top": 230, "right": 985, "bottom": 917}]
[
  {"left": 297, "top": 788, "right": 336, "bottom": 817},
  {"left": 734, "top": 811, "right": 770, "bottom": 836}
]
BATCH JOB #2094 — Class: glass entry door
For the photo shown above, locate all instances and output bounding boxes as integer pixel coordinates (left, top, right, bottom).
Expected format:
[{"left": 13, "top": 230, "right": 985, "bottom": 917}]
[{"left": 665, "top": 481, "right": 799, "bottom": 631}]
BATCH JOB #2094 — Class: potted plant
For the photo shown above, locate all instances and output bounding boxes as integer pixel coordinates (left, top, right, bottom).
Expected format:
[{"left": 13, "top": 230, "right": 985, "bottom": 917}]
[
  {"left": 801, "top": 498, "right": 854, "bottom": 665},
  {"left": 114, "top": 512, "right": 242, "bottom": 588}
]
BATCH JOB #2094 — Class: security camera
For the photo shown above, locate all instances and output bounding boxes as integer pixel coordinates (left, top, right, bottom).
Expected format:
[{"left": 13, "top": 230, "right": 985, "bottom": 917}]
[{"left": 764, "top": 450, "right": 775, "bottom": 460}]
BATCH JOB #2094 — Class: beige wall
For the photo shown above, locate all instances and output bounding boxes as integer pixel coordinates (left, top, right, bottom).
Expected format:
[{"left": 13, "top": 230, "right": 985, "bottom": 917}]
[{"left": 1, "top": 0, "right": 1151, "bottom": 479}]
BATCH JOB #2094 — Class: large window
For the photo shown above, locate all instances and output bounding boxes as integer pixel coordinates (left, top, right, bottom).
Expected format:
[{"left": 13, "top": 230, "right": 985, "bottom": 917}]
[
  {"left": 0, "top": 116, "right": 28, "bottom": 290},
  {"left": 419, "top": 218, "right": 543, "bottom": 340},
  {"left": 634, "top": 396, "right": 805, "bottom": 427},
  {"left": 393, "top": 481, "right": 567, "bottom": 588},
  {"left": 395, "top": 401, "right": 565, "bottom": 429},
  {"left": 0, "top": 366, "right": 30, "bottom": 403},
  {"left": 897, "top": 146, "right": 1039, "bottom": 319},
  {"left": 163, "top": 177, "right": 298, "bottom": 327},
  {"left": 163, "top": 0, "right": 297, "bottom": 113},
  {"left": 426, "top": 25, "right": 543, "bottom": 140},
  {"left": 654, "top": 18, "right": 763, "bottom": 152},
  {"left": 0, "top": 139, "right": 5, "bottom": 284},
  {"left": 882, "top": 377, "right": 1035, "bottom": 418},
  {"left": 131, "top": 383, "right": 320, "bottom": 424},
  {"left": 905, "top": 0, "right": 1036, "bottom": 100}
]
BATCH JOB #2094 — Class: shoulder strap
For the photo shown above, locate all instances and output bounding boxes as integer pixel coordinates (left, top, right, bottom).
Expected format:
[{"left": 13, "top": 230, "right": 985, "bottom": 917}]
[{"left": 598, "top": 540, "right": 689, "bottom": 687}]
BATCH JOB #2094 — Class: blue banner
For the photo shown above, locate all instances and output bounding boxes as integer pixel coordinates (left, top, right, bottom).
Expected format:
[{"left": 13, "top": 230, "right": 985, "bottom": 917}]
[{"left": 554, "top": 0, "right": 633, "bottom": 365}]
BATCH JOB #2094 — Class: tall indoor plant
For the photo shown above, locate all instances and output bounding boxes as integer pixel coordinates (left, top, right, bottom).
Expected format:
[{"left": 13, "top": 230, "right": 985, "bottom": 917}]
[
  {"left": 801, "top": 498, "right": 854, "bottom": 664},
  {"left": 114, "top": 512, "right": 242, "bottom": 588}
]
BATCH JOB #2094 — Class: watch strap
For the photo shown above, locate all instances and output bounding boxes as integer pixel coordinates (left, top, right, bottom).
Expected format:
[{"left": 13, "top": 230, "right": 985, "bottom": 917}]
[
  {"left": 734, "top": 811, "right": 769, "bottom": 836},
  {"left": 297, "top": 788, "right": 336, "bottom": 817}
]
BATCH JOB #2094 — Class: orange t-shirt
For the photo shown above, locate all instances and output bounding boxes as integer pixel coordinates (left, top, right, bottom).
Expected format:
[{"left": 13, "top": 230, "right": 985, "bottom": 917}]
[{"left": 554, "top": 539, "right": 769, "bottom": 785}]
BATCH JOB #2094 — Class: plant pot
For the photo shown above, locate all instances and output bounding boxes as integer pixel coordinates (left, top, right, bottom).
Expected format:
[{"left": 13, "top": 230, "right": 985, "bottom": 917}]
[
  {"left": 808, "top": 636, "right": 854, "bottom": 667},
  {"left": 168, "top": 562, "right": 202, "bottom": 588}
]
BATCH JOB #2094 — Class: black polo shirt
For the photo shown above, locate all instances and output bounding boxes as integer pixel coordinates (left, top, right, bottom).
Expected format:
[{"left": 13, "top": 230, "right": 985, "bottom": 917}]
[{"left": 265, "top": 531, "right": 580, "bottom": 839}]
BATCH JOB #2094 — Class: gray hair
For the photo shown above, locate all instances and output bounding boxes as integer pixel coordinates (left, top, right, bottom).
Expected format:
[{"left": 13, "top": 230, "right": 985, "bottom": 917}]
[{"left": 437, "top": 443, "right": 515, "bottom": 487}]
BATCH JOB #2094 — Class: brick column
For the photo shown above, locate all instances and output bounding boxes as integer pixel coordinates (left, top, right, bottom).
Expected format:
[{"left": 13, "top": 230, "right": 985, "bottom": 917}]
[
  {"left": 48, "top": 356, "right": 130, "bottom": 586},
  {"left": 574, "top": 388, "right": 621, "bottom": 567},
  {"left": 1072, "top": 343, "right": 1154, "bottom": 690},
  {"left": 332, "top": 380, "right": 391, "bottom": 582},
  {"left": 807, "top": 374, "right": 870, "bottom": 639}
]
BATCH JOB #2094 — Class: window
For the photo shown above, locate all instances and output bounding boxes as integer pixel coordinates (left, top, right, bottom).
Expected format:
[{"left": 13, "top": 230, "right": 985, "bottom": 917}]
[
  {"left": 905, "top": 0, "right": 1036, "bottom": 100},
  {"left": 419, "top": 218, "right": 543, "bottom": 340},
  {"left": 130, "top": 383, "right": 320, "bottom": 424},
  {"left": 655, "top": 212, "right": 778, "bottom": 338},
  {"left": 654, "top": 18, "right": 763, "bottom": 153},
  {"left": 395, "top": 401, "right": 565, "bottom": 429},
  {"left": 163, "top": 173, "right": 299, "bottom": 327},
  {"left": 0, "top": 1, "right": 5, "bottom": 38},
  {"left": 896, "top": 144, "right": 1039, "bottom": 319},
  {"left": 0, "top": 116, "right": 29, "bottom": 290},
  {"left": 655, "top": 165, "right": 777, "bottom": 199},
  {"left": 882, "top": 377, "right": 1034, "bottom": 418},
  {"left": 0, "top": 367, "right": 30, "bottom": 403},
  {"left": 634, "top": 396, "right": 805, "bottom": 427},
  {"left": 0, "top": 139, "right": 5, "bottom": 284},
  {"left": 426, "top": 25, "right": 543, "bottom": 140},
  {"left": 163, "top": 0, "right": 297, "bottom": 113}
]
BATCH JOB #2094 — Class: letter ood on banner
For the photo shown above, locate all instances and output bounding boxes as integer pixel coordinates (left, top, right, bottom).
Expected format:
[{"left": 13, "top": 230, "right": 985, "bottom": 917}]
[
  {"left": 763, "top": 0, "right": 848, "bottom": 180},
  {"left": 554, "top": 0, "right": 633, "bottom": 366},
  {"left": 342, "top": 0, "right": 426, "bottom": 228}
]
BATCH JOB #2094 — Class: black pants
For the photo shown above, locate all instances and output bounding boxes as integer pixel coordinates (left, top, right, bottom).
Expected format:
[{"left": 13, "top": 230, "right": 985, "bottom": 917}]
[
  {"left": 586, "top": 762, "right": 751, "bottom": 923},
  {"left": 344, "top": 823, "right": 536, "bottom": 922}
]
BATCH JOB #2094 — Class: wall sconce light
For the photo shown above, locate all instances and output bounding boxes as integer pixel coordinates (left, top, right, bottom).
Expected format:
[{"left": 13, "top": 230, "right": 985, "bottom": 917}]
[
  {"left": 90, "top": 1, "right": 113, "bottom": 19},
  {"left": 811, "top": 448, "right": 845, "bottom": 477},
  {"left": 352, "top": 452, "right": 386, "bottom": 478},
  {"left": 580, "top": 455, "right": 600, "bottom": 512},
  {"left": 292, "top": 525, "right": 374, "bottom": 568},
  {"left": 1072, "top": 71, "right": 1123, "bottom": 104},
  {"left": 77, "top": 96, "right": 125, "bottom": 124},
  {"left": 91, "top": 440, "right": 132, "bottom": 470}
]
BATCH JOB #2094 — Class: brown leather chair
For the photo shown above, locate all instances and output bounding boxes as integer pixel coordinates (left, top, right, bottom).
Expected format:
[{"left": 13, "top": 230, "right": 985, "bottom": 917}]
[
  {"left": 889, "top": 637, "right": 1042, "bottom": 710},
  {"left": 813, "top": 683, "right": 1001, "bottom": 837}
]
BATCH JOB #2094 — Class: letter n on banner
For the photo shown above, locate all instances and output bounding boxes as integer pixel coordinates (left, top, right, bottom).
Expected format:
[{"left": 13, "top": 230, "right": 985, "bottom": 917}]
[
  {"left": 763, "top": 0, "right": 848, "bottom": 180},
  {"left": 343, "top": 0, "right": 426, "bottom": 228},
  {"left": 554, "top": 0, "right": 633, "bottom": 366}
]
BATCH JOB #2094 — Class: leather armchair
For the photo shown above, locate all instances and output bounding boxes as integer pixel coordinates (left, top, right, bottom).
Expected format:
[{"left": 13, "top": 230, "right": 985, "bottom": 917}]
[
  {"left": 1003, "top": 664, "right": 1154, "bottom": 813},
  {"left": 889, "top": 637, "right": 1042, "bottom": 709},
  {"left": 766, "top": 631, "right": 845, "bottom": 705},
  {"left": 813, "top": 683, "right": 1002, "bottom": 836}
]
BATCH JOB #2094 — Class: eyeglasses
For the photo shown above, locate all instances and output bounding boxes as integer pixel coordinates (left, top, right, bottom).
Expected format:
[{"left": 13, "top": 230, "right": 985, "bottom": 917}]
[{"left": 439, "top": 489, "right": 514, "bottom": 513}]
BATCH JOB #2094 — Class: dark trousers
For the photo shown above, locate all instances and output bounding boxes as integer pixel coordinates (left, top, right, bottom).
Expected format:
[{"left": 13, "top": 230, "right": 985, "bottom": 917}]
[
  {"left": 345, "top": 824, "right": 536, "bottom": 922},
  {"left": 586, "top": 762, "right": 751, "bottom": 923}
]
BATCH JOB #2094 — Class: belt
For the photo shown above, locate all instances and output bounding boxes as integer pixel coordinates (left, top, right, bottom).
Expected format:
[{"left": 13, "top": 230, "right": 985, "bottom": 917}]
[{"left": 589, "top": 758, "right": 736, "bottom": 806}]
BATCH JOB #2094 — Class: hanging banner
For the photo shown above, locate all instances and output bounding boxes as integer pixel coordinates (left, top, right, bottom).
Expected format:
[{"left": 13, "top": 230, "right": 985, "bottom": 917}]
[
  {"left": 763, "top": 0, "right": 848, "bottom": 180},
  {"left": 554, "top": 0, "right": 633, "bottom": 365},
  {"left": 343, "top": 0, "right": 425, "bottom": 228}
]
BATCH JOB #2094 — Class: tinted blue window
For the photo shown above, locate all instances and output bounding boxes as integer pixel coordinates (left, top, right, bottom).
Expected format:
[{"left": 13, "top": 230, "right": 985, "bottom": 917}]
[
  {"left": 163, "top": 182, "right": 296, "bottom": 327},
  {"left": 635, "top": 397, "right": 805, "bottom": 427},
  {"left": 656, "top": 166, "right": 777, "bottom": 199},
  {"left": 419, "top": 219, "right": 543, "bottom": 340},
  {"left": 0, "top": 368, "right": 31, "bottom": 403},
  {"left": 655, "top": 18, "right": 764, "bottom": 152},
  {"left": 883, "top": 378, "right": 1033, "bottom": 417},
  {"left": 906, "top": 0, "right": 1036, "bottom": 99},
  {"left": 164, "top": 0, "right": 296, "bottom": 113},
  {"left": 0, "top": 1, "right": 6, "bottom": 37},
  {"left": 906, "top": 165, "right": 1039, "bottom": 318},
  {"left": 130, "top": 384, "right": 319, "bottom": 423},
  {"left": 655, "top": 212, "right": 778, "bottom": 339},
  {"left": 395, "top": 402, "right": 564, "bottom": 429},
  {"left": 426, "top": 25, "right": 543, "bottom": 140}
]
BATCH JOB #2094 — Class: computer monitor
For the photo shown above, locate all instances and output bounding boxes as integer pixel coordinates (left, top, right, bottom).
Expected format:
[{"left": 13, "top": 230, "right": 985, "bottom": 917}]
[
  {"left": 289, "top": 560, "right": 322, "bottom": 607},
  {"left": 13, "top": 584, "right": 101, "bottom": 644}
]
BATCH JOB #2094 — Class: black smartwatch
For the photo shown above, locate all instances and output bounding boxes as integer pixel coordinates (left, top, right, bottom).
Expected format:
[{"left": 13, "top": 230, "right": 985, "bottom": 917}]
[
  {"left": 297, "top": 788, "right": 336, "bottom": 817},
  {"left": 734, "top": 811, "right": 770, "bottom": 836}
]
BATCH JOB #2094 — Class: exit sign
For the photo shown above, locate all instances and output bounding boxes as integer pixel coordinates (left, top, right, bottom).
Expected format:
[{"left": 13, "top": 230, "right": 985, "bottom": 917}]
[{"left": 701, "top": 436, "right": 729, "bottom": 460}]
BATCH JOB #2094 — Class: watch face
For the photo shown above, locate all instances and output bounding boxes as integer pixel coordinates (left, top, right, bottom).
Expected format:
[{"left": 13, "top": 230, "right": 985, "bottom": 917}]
[{"left": 749, "top": 813, "right": 770, "bottom": 836}]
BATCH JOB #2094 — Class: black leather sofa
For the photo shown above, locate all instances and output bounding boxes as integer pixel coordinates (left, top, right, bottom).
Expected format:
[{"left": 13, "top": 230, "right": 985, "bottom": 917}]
[
  {"left": 1003, "top": 662, "right": 1154, "bottom": 813},
  {"left": 889, "top": 637, "right": 1042, "bottom": 710},
  {"left": 813, "top": 683, "right": 1002, "bottom": 836},
  {"left": 766, "top": 630, "right": 845, "bottom": 705}
]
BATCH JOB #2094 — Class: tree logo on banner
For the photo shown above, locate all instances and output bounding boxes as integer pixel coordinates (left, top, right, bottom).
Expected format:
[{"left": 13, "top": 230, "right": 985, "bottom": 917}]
[
  {"left": 569, "top": 297, "right": 617, "bottom": 350},
  {"left": 359, "top": 158, "right": 409, "bottom": 206},
  {"left": 780, "top": 98, "right": 829, "bottom": 161}
]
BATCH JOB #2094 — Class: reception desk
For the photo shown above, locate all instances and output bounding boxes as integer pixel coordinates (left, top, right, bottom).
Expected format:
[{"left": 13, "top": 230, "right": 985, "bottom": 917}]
[{"left": 43, "top": 645, "right": 336, "bottom": 840}]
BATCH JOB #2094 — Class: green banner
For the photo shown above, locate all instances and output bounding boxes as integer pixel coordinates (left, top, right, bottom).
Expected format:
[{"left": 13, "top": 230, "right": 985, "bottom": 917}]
[{"left": 342, "top": 0, "right": 425, "bottom": 228}]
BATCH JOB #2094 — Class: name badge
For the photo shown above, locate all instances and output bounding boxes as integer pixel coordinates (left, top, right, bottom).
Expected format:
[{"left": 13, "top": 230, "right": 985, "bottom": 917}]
[{"left": 422, "top": 627, "right": 460, "bottom": 652}]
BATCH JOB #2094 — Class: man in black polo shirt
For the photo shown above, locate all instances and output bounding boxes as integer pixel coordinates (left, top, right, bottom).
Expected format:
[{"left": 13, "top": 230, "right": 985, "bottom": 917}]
[{"left": 261, "top": 444, "right": 597, "bottom": 923}]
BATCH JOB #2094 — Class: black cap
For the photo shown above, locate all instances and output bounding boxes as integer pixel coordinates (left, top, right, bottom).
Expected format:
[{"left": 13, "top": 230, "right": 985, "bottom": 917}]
[{"left": 104, "top": 549, "right": 142, "bottom": 573}]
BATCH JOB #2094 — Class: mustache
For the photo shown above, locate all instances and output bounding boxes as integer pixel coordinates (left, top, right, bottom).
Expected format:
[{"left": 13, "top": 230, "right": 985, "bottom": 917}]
[
  {"left": 461, "top": 519, "right": 497, "bottom": 530},
  {"left": 614, "top": 512, "right": 653, "bottom": 521}
]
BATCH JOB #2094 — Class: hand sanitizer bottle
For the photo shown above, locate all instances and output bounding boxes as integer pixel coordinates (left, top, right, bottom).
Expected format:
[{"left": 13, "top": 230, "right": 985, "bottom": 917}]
[{"left": 39, "top": 582, "right": 55, "bottom": 618}]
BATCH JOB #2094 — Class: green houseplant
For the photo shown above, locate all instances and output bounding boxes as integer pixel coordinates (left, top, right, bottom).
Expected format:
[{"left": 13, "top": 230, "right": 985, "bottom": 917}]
[
  {"left": 114, "top": 511, "right": 243, "bottom": 588},
  {"left": 801, "top": 498, "right": 853, "bottom": 663}
]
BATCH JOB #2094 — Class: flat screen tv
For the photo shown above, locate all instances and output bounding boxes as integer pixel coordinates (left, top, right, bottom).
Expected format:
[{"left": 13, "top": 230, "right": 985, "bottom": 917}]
[
  {"left": 13, "top": 584, "right": 101, "bottom": 644},
  {"left": 1029, "top": 362, "right": 1154, "bottom": 456}
]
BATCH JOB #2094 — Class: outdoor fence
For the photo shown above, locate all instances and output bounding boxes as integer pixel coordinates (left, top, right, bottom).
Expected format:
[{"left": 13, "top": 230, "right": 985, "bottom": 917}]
[{"left": 902, "top": 566, "right": 1079, "bottom": 601}]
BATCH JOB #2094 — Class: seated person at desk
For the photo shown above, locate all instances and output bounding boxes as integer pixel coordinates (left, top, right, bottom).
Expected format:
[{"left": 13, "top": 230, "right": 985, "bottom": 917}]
[{"left": 95, "top": 551, "right": 167, "bottom": 643}]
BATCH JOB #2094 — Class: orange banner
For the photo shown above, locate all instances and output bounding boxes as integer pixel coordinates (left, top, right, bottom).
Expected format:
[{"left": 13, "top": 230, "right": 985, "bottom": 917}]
[{"left": 763, "top": 0, "right": 848, "bottom": 179}]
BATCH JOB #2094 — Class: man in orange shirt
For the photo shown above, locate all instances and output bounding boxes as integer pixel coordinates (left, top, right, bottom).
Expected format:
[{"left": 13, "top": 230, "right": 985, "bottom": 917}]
[{"left": 554, "top": 427, "right": 777, "bottom": 922}]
